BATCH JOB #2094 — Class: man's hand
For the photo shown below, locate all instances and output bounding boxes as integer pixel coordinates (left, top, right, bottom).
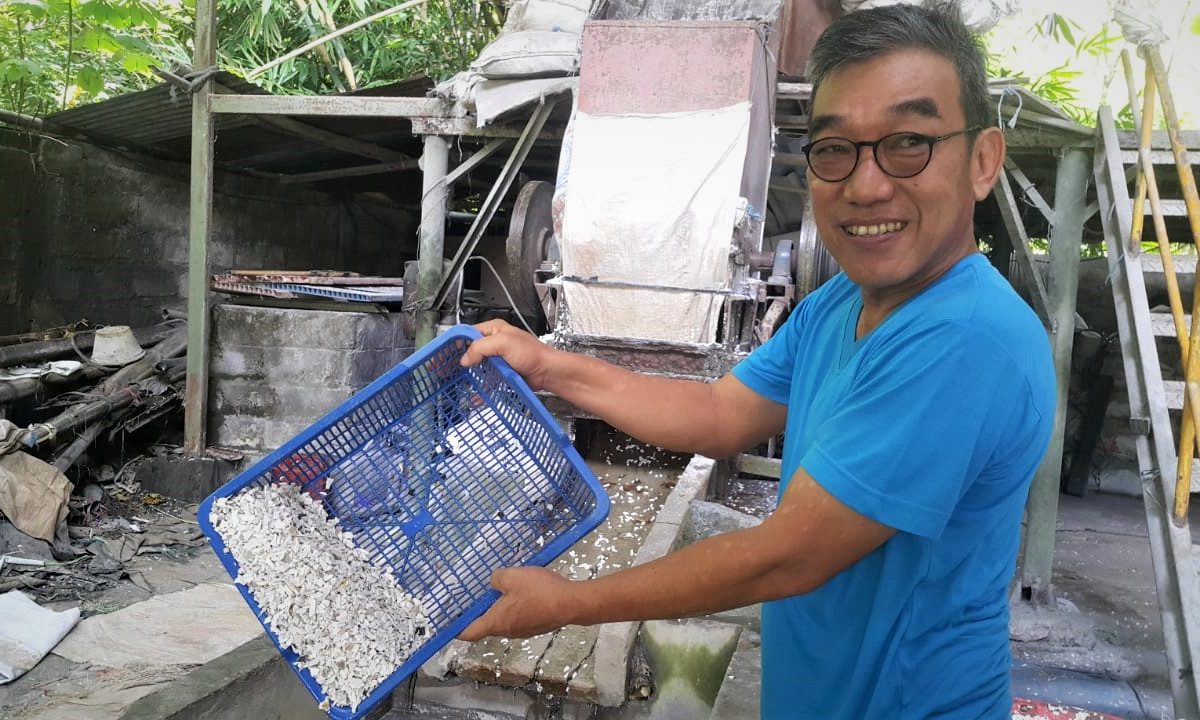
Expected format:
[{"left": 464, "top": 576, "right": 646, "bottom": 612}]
[
  {"left": 459, "top": 567, "right": 580, "bottom": 641},
  {"left": 461, "top": 319, "right": 557, "bottom": 391}
]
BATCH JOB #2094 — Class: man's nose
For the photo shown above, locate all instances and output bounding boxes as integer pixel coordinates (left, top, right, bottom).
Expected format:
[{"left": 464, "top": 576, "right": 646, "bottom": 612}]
[{"left": 842, "top": 147, "right": 896, "bottom": 204}]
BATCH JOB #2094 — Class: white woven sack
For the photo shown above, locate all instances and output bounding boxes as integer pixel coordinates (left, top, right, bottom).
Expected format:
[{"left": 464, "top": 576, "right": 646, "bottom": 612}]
[
  {"left": 470, "top": 30, "right": 580, "bottom": 78},
  {"left": 505, "top": 0, "right": 592, "bottom": 34}
]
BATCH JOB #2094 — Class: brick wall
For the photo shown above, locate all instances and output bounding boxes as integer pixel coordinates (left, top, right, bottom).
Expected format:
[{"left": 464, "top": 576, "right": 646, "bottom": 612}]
[{"left": 209, "top": 304, "right": 414, "bottom": 460}]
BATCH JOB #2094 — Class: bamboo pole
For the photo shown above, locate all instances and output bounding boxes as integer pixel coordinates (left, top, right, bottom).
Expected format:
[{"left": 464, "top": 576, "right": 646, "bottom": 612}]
[
  {"left": 1123, "top": 49, "right": 1151, "bottom": 255},
  {"left": 247, "top": 0, "right": 429, "bottom": 80},
  {"left": 1129, "top": 66, "right": 1200, "bottom": 494},
  {"left": 1146, "top": 46, "right": 1200, "bottom": 524}
]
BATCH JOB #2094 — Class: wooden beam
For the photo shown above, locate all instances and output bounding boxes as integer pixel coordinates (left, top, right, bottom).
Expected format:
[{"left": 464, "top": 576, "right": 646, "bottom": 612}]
[
  {"left": 734, "top": 453, "right": 782, "bottom": 479},
  {"left": 249, "top": 114, "right": 411, "bottom": 163},
  {"left": 209, "top": 93, "right": 452, "bottom": 118}
]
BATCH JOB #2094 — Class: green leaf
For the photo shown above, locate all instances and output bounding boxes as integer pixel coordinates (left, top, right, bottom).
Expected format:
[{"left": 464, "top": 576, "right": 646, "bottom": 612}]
[
  {"left": 77, "top": 26, "right": 124, "bottom": 53},
  {"left": 118, "top": 49, "right": 156, "bottom": 73},
  {"left": 76, "top": 65, "right": 104, "bottom": 93}
]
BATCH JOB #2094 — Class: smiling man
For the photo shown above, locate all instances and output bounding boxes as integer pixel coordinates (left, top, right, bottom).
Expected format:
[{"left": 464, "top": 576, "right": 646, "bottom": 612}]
[{"left": 457, "top": 3, "right": 1055, "bottom": 718}]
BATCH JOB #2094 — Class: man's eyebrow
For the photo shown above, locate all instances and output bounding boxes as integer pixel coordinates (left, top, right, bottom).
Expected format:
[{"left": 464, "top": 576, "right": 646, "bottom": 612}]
[
  {"left": 809, "top": 113, "right": 841, "bottom": 136},
  {"left": 809, "top": 98, "right": 941, "bottom": 137},
  {"left": 890, "top": 97, "right": 942, "bottom": 119}
]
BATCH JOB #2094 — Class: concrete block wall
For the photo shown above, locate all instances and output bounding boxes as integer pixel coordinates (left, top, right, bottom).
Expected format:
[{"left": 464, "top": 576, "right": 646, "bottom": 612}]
[
  {"left": 0, "top": 128, "right": 414, "bottom": 335},
  {"left": 209, "top": 304, "right": 413, "bottom": 460}
]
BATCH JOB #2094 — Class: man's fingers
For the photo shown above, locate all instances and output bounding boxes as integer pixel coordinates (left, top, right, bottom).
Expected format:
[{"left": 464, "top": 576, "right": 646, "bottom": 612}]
[
  {"left": 459, "top": 614, "right": 492, "bottom": 642},
  {"left": 490, "top": 567, "right": 514, "bottom": 592}
]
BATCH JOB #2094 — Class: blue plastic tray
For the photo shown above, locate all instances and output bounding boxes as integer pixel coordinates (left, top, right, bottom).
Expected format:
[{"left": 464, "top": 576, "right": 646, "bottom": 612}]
[{"left": 198, "top": 325, "right": 609, "bottom": 719}]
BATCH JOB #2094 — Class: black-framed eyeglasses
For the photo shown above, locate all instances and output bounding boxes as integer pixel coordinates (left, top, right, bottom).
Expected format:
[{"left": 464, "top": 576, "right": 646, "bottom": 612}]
[{"left": 800, "top": 127, "right": 982, "bottom": 183}]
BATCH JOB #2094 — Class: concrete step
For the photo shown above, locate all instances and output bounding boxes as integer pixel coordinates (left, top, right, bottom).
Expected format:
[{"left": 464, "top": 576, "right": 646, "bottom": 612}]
[
  {"left": 1119, "top": 148, "right": 1199, "bottom": 167},
  {"left": 1151, "top": 311, "right": 1191, "bottom": 337},
  {"left": 1142, "top": 254, "right": 1198, "bottom": 275}
]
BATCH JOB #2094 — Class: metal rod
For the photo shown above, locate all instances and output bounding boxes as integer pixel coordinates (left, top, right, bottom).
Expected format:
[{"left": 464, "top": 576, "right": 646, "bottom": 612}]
[
  {"left": 0, "top": 108, "right": 45, "bottom": 130},
  {"left": 442, "top": 139, "right": 509, "bottom": 188},
  {"left": 431, "top": 99, "right": 557, "bottom": 311},
  {"left": 184, "top": 0, "right": 217, "bottom": 456},
  {"left": 1147, "top": 46, "right": 1200, "bottom": 525},
  {"left": 993, "top": 171, "right": 1052, "bottom": 325},
  {"left": 1003, "top": 158, "right": 1054, "bottom": 224},
  {"left": 0, "top": 325, "right": 173, "bottom": 368},
  {"left": 414, "top": 135, "right": 451, "bottom": 348},
  {"left": 1020, "top": 146, "right": 1090, "bottom": 606},
  {"left": 277, "top": 159, "right": 419, "bottom": 184},
  {"left": 209, "top": 94, "right": 451, "bottom": 118},
  {"left": 246, "top": 0, "right": 430, "bottom": 80}
]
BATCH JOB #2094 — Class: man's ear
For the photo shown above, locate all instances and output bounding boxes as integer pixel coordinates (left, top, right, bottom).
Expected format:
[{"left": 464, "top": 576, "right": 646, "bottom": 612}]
[{"left": 970, "top": 126, "right": 1007, "bottom": 201}]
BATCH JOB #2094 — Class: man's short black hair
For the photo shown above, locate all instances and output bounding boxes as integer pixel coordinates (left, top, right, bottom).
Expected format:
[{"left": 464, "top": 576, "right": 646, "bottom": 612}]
[{"left": 807, "top": 1, "right": 992, "bottom": 131}]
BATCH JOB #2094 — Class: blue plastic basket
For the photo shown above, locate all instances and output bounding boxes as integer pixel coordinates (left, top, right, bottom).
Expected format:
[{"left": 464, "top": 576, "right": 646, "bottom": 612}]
[{"left": 198, "top": 325, "right": 610, "bottom": 719}]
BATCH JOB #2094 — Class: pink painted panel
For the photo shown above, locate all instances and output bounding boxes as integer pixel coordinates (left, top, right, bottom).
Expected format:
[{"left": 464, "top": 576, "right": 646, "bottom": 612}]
[{"left": 578, "top": 21, "right": 765, "bottom": 114}]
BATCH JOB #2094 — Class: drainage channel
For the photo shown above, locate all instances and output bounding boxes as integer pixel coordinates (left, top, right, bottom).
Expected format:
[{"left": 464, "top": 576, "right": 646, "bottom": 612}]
[{"left": 122, "top": 432, "right": 729, "bottom": 720}]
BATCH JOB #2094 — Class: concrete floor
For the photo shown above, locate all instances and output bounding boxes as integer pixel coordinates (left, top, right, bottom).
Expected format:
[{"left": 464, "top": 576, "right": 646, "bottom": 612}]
[
  {"left": 729, "top": 477, "right": 1191, "bottom": 719},
  {"left": 1011, "top": 491, "right": 1200, "bottom": 720}
]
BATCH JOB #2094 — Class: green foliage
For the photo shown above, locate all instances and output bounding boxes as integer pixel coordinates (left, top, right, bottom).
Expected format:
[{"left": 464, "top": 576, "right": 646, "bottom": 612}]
[
  {"left": 0, "top": 0, "right": 188, "bottom": 116},
  {"left": 987, "top": 11, "right": 1128, "bottom": 129},
  {"left": 0, "top": 0, "right": 503, "bottom": 118},
  {"left": 215, "top": 0, "right": 505, "bottom": 96}
]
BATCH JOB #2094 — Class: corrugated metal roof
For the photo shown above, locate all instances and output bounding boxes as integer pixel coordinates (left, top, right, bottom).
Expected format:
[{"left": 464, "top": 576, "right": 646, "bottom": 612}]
[
  {"left": 41, "top": 72, "right": 434, "bottom": 178},
  {"left": 45, "top": 71, "right": 265, "bottom": 154}
]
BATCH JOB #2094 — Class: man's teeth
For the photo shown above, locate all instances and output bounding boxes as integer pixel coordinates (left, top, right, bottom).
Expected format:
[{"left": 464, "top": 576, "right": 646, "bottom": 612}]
[{"left": 846, "top": 222, "right": 904, "bottom": 237}]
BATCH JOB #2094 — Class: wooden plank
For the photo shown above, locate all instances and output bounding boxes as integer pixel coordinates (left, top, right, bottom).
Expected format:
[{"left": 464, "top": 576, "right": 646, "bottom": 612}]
[
  {"left": 734, "top": 453, "right": 782, "bottom": 479},
  {"left": 208, "top": 93, "right": 452, "bottom": 118}
]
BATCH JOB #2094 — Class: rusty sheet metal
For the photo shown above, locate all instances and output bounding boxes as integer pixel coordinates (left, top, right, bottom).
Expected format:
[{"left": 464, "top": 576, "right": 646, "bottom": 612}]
[
  {"left": 222, "top": 271, "right": 404, "bottom": 286},
  {"left": 210, "top": 279, "right": 297, "bottom": 299}
]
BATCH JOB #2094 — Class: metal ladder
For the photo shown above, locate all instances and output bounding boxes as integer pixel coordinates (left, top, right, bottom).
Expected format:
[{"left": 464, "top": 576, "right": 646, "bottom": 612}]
[{"left": 1094, "top": 105, "right": 1200, "bottom": 719}]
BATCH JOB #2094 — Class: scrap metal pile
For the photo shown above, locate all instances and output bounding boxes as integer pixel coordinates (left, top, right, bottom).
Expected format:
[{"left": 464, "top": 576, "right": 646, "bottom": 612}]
[{"left": 0, "top": 314, "right": 194, "bottom": 599}]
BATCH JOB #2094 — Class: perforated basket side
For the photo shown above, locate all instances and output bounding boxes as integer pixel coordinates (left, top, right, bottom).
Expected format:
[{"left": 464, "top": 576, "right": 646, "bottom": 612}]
[{"left": 198, "top": 325, "right": 609, "bottom": 720}]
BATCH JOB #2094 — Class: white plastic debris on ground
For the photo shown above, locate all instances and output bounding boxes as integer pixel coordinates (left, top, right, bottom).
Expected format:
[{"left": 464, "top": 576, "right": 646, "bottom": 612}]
[
  {"left": 211, "top": 484, "right": 430, "bottom": 712},
  {"left": 558, "top": 103, "right": 752, "bottom": 343},
  {"left": 0, "top": 590, "right": 80, "bottom": 684}
]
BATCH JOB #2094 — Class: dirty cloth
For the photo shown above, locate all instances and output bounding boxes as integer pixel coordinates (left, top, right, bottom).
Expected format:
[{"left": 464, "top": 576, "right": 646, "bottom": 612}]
[
  {"left": 0, "top": 451, "right": 71, "bottom": 543},
  {"left": 0, "top": 361, "right": 82, "bottom": 382},
  {"left": 53, "top": 582, "right": 262, "bottom": 667},
  {"left": 0, "top": 590, "right": 81, "bottom": 684},
  {"left": 558, "top": 104, "right": 751, "bottom": 343}
]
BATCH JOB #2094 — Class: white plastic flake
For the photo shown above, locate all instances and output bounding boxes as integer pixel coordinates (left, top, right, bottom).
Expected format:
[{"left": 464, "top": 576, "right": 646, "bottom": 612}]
[{"left": 211, "top": 483, "right": 430, "bottom": 711}]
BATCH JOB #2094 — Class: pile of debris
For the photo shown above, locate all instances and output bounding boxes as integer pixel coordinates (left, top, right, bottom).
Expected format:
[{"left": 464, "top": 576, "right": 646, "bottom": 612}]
[{"left": 0, "top": 313, "right": 193, "bottom": 602}]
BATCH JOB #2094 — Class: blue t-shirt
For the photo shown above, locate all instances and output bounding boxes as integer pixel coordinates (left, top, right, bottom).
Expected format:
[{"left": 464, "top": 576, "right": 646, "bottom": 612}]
[{"left": 732, "top": 253, "right": 1055, "bottom": 719}]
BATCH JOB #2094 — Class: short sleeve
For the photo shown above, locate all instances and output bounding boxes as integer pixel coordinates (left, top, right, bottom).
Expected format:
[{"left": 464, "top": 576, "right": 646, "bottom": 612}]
[
  {"left": 800, "top": 322, "right": 1016, "bottom": 539},
  {"left": 731, "top": 297, "right": 810, "bottom": 405}
]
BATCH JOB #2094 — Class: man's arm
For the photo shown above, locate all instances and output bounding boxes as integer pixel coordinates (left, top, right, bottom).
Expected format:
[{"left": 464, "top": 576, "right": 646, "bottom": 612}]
[
  {"left": 460, "top": 466, "right": 895, "bottom": 640},
  {"left": 461, "top": 320, "right": 787, "bottom": 458}
]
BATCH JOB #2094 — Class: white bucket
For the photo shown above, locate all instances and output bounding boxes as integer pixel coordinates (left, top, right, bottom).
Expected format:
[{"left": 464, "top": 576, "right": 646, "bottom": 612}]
[{"left": 91, "top": 326, "right": 146, "bottom": 366}]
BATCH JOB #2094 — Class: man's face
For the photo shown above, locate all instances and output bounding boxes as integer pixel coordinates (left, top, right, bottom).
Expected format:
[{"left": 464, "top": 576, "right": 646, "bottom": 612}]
[{"left": 807, "top": 48, "right": 1003, "bottom": 302}]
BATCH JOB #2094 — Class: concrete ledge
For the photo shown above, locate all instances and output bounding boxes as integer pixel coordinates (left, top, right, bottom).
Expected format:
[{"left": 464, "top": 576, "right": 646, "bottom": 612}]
[
  {"left": 592, "top": 456, "right": 715, "bottom": 707},
  {"left": 709, "top": 630, "right": 761, "bottom": 720},
  {"left": 120, "top": 635, "right": 390, "bottom": 720}
]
